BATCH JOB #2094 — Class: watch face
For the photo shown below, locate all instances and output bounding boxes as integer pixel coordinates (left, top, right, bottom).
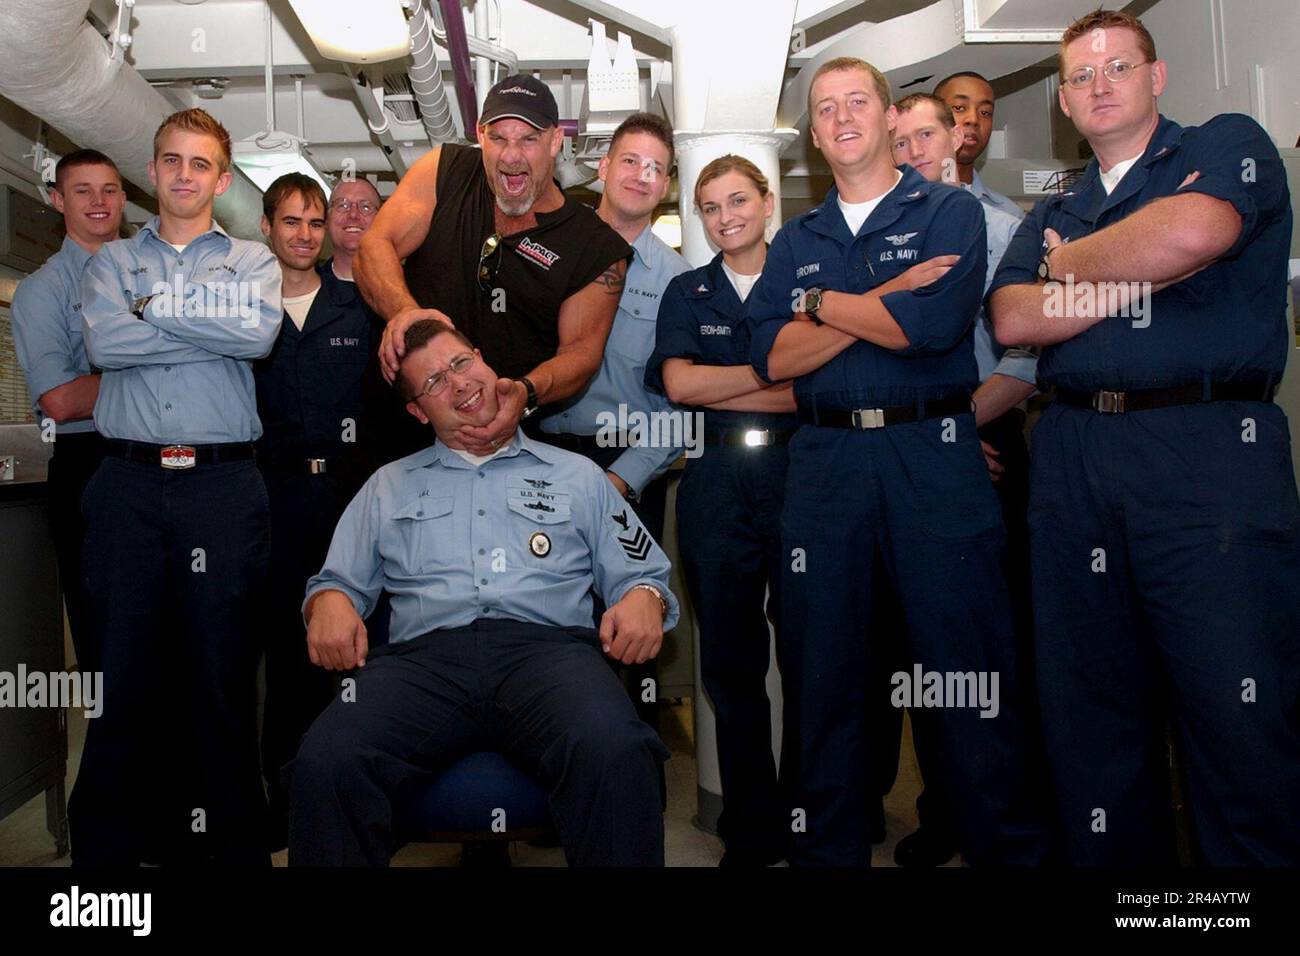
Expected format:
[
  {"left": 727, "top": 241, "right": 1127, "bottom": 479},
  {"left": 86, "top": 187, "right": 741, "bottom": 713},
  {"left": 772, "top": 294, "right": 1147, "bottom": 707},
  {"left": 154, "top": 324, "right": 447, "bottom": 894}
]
[{"left": 1038, "top": 257, "right": 1050, "bottom": 281}]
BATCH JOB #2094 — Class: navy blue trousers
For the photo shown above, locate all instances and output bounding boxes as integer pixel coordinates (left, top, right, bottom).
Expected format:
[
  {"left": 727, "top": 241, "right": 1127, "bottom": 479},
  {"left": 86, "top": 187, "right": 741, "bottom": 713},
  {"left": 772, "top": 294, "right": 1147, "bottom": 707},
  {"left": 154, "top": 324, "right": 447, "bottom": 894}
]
[
  {"left": 45, "top": 431, "right": 106, "bottom": 674},
  {"left": 780, "top": 415, "right": 1050, "bottom": 866},
  {"left": 286, "top": 619, "right": 669, "bottom": 866},
  {"left": 677, "top": 443, "right": 795, "bottom": 863},
  {"left": 1030, "top": 401, "right": 1300, "bottom": 865},
  {"left": 257, "top": 466, "right": 352, "bottom": 827},
  {"left": 69, "top": 457, "right": 270, "bottom": 865},
  {"left": 880, "top": 408, "right": 1038, "bottom": 844}
]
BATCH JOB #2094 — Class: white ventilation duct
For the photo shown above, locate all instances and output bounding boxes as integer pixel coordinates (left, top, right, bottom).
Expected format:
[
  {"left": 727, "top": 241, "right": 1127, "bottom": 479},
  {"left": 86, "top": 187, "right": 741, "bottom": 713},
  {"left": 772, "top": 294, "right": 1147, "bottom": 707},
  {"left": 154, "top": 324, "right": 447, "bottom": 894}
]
[
  {"left": 0, "top": 0, "right": 265, "bottom": 240},
  {"left": 408, "top": 0, "right": 459, "bottom": 143}
]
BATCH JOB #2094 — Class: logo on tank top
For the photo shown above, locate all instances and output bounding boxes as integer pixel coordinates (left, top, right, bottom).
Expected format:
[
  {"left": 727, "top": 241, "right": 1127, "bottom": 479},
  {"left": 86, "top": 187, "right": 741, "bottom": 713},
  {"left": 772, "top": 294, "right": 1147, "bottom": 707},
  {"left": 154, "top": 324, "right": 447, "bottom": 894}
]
[{"left": 516, "top": 237, "right": 561, "bottom": 270}]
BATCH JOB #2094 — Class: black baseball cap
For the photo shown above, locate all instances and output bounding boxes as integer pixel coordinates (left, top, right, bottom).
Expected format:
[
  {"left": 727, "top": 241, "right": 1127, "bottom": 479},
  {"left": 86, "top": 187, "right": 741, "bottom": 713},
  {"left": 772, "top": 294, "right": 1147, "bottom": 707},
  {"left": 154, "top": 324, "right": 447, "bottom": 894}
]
[{"left": 479, "top": 75, "right": 559, "bottom": 130}]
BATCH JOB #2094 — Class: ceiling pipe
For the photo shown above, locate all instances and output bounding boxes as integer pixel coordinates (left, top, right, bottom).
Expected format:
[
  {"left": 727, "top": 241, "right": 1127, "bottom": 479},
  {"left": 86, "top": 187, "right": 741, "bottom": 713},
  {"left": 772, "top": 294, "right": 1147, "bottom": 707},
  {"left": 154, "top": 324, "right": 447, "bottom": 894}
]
[
  {"left": 427, "top": 0, "right": 519, "bottom": 76},
  {"left": 437, "top": 0, "right": 479, "bottom": 133},
  {"left": 342, "top": 63, "right": 412, "bottom": 178},
  {"left": 408, "top": 0, "right": 460, "bottom": 142},
  {"left": 0, "top": 0, "right": 265, "bottom": 240},
  {"left": 309, "top": 142, "right": 430, "bottom": 172}
]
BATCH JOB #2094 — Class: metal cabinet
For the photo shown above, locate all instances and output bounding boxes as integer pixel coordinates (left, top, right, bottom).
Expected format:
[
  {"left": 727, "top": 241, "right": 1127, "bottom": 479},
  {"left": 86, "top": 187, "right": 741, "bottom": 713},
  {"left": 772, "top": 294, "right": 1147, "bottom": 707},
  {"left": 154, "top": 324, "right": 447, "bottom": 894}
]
[{"left": 0, "top": 427, "right": 68, "bottom": 855}]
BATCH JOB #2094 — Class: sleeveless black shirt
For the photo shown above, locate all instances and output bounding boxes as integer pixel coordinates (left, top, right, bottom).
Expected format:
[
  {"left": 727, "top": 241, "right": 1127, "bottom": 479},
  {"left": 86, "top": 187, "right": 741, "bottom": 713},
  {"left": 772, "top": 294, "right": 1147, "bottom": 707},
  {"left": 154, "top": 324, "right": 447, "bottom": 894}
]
[{"left": 403, "top": 143, "right": 631, "bottom": 380}]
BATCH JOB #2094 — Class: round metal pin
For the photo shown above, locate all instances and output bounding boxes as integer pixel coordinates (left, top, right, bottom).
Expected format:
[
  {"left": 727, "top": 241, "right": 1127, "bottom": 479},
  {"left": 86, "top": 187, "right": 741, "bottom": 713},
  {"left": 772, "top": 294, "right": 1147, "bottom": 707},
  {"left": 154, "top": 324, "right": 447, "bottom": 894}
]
[{"left": 529, "top": 531, "right": 551, "bottom": 557}]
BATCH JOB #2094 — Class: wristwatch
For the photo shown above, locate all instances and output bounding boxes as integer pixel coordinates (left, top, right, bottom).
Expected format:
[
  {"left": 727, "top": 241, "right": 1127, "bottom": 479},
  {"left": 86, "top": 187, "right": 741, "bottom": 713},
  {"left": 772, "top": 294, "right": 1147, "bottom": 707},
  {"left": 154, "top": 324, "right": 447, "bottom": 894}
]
[
  {"left": 1037, "top": 247, "right": 1059, "bottom": 284},
  {"left": 630, "top": 583, "right": 668, "bottom": 621},
  {"left": 518, "top": 376, "right": 539, "bottom": 419},
  {"left": 800, "top": 287, "right": 825, "bottom": 325}
]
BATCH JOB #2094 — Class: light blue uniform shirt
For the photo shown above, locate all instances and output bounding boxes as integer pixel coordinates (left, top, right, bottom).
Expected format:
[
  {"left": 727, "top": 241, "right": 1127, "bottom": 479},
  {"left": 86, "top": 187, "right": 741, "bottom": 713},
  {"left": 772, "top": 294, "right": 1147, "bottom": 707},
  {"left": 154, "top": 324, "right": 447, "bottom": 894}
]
[
  {"left": 305, "top": 430, "right": 680, "bottom": 644},
  {"left": 540, "top": 225, "right": 690, "bottom": 496},
  {"left": 81, "top": 217, "right": 282, "bottom": 443},
  {"left": 10, "top": 236, "right": 98, "bottom": 434},
  {"left": 968, "top": 168, "right": 1025, "bottom": 221},
  {"left": 975, "top": 204, "right": 1038, "bottom": 387}
]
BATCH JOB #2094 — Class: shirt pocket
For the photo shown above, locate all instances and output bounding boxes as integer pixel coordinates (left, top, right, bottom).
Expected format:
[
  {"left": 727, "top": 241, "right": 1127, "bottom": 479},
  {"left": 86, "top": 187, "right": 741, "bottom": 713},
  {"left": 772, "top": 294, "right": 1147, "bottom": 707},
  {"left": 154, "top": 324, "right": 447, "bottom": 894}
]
[
  {"left": 505, "top": 478, "right": 573, "bottom": 525},
  {"left": 504, "top": 479, "right": 581, "bottom": 574},
  {"left": 610, "top": 307, "right": 660, "bottom": 374},
  {"left": 381, "top": 495, "right": 456, "bottom": 573}
]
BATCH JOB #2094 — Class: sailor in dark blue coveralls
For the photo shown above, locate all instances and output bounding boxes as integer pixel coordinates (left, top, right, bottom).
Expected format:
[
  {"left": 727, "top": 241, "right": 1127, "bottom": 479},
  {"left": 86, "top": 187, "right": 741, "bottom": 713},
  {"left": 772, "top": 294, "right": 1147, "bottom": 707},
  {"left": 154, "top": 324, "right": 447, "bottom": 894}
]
[
  {"left": 646, "top": 155, "right": 798, "bottom": 866},
  {"left": 989, "top": 11, "right": 1300, "bottom": 866},
  {"left": 253, "top": 173, "right": 383, "bottom": 848},
  {"left": 748, "top": 57, "right": 1049, "bottom": 867}
]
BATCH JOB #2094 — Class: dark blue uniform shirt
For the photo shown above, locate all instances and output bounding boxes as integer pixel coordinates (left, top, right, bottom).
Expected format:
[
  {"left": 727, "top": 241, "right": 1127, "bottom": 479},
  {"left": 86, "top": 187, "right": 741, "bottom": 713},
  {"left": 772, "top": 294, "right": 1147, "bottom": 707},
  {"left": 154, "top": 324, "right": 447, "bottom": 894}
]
[
  {"left": 747, "top": 164, "right": 987, "bottom": 408},
  {"left": 646, "top": 252, "right": 797, "bottom": 433},
  {"left": 254, "top": 260, "right": 381, "bottom": 461},
  {"left": 988, "top": 113, "right": 1293, "bottom": 392}
]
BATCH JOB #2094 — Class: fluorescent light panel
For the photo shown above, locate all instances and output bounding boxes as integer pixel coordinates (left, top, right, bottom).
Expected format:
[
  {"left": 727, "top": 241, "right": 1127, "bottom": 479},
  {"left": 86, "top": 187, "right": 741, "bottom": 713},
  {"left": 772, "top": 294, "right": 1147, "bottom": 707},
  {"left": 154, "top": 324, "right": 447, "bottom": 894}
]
[
  {"left": 287, "top": 0, "right": 410, "bottom": 64},
  {"left": 232, "top": 142, "right": 333, "bottom": 196}
]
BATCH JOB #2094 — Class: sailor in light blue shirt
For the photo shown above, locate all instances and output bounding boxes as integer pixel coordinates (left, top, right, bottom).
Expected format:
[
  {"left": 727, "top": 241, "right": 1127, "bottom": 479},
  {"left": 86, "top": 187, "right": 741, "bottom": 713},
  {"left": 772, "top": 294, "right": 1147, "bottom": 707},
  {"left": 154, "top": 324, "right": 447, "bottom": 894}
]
[
  {"left": 81, "top": 215, "right": 282, "bottom": 443},
  {"left": 968, "top": 166, "right": 1025, "bottom": 222},
  {"left": 539, "top": 222, "right": 690, "bottom": 497},
  {"left": 291, "top": 320, "right": 677, "bottom": 866},
  {"left": 10, "top": 151, "right": 129, "bottom": 679},
  {"left": 933, "top": 71, "right": 1027, "bottom": 222},
  {"left": 12, "top": 236, "right": 99, "bottom": 435},
  {"left": 974, "top": 202, "right": 1036, "bottom": 390},
  {"left": 307, "top": 322, "right": 679, "bottom": 646},
  {"left": 71, "top": 111, "right": 286, "bottom": 867}
]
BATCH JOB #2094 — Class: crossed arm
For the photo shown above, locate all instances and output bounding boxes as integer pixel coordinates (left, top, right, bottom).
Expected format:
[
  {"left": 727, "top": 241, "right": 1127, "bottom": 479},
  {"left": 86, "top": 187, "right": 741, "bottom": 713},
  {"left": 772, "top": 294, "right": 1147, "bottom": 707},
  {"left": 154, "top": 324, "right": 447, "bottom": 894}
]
[{"left": 990, "top": 182, "right": 1241, "bottom": 348}]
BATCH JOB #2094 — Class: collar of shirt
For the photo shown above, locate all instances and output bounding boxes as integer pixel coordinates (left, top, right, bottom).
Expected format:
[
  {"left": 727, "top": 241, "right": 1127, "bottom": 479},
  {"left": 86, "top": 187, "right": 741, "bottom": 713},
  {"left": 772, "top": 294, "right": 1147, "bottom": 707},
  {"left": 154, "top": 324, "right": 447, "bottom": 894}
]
[
  {"left": 628, "top": 221, "right": 659, "bottom": 270},
  {"left": 57, "top": 234, "right": 94, "bottom": 273},
  {"left": 403, "top": 429, "right": 560, "bottom": 472},
  {"left": 619, "top": 224, "right": 688, "bottom": 303},
  {"left": 1099, "top": 153, "right": 1144, "bottom": 195},
  {"left": 805, "top": 164, "right": 928, "bottom": 242},
  {"left": 628, "top": 221, "right": 687, "bottom": 276},
  {"left": 135, "top": 215, "right": 232, "bottom": 253},
  {"left": 968, "top": 167, "right": 996, "bottom": 203},
  {"left": 317, "top": 258, "right": 369, "bottom": 309},
  {"left": 1059, "top": 114, "right": 1186, "bottom": 215}
]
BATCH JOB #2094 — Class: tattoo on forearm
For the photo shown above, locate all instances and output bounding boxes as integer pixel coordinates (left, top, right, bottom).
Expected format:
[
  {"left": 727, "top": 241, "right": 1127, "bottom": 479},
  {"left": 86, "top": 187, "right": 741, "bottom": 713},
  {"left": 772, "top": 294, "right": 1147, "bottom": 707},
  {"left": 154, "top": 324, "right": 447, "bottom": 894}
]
[{"left": 597, "top": 263, "right": 626, "bottom": 295}]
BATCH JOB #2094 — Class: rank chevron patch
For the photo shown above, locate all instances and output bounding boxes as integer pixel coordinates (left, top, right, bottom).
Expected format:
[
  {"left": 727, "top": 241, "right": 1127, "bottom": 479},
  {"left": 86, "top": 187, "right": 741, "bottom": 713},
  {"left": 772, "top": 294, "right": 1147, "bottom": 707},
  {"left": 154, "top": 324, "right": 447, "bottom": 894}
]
[{"left": 618, "top": 526, "right": 651, "bottom": 562}]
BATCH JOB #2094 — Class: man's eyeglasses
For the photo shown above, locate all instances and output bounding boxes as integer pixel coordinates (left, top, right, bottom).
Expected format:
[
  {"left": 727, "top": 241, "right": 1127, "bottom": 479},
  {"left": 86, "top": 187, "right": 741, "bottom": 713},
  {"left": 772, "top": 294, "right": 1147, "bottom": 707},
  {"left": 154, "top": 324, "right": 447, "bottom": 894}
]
[
  {"left": 478, "top": 233, "right": 504, "bottom": 292},
  {"left": 329, "top": 198, "right": 381, "bottom": 216},
  {"left": 1064, "top": 59, "right": 1149, "bottom": 89},
  {"left": 410, "top": 351, "right": 477, "bottom": 401}
]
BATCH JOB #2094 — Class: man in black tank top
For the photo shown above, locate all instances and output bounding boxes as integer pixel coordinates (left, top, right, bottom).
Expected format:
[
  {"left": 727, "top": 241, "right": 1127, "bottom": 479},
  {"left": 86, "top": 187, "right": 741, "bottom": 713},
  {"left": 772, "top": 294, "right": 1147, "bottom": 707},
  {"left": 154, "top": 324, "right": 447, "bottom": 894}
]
[{"left": 354, "top": 74, "right": 631, "bottom": 464}]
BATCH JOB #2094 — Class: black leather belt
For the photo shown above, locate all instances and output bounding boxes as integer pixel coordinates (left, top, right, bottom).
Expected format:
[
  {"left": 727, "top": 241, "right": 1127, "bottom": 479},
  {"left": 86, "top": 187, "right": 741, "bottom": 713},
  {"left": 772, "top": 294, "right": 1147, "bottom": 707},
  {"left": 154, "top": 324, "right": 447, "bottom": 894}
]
[
  {"left": 260, "top": 455, "right": 331, "bottom": 474},
  {"left": 1055, "top": 381, "right": 1274, "bottom": 414},
  {"left": 103, "top": 439, "right": 256, "bottom": 470},
  {"left": 798, "top": 394, "right": 972, "bottom": 430},
  {"left": 702, "top": 427, "right": 794, "bottom": 448}
]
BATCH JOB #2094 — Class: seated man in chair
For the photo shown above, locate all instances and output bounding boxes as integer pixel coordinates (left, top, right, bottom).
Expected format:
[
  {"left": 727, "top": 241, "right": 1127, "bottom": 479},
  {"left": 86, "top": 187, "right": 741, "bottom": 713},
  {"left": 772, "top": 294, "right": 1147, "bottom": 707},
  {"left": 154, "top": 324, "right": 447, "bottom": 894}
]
[{"left": 288, "top": 320, "right": 677, "bottom": 867}]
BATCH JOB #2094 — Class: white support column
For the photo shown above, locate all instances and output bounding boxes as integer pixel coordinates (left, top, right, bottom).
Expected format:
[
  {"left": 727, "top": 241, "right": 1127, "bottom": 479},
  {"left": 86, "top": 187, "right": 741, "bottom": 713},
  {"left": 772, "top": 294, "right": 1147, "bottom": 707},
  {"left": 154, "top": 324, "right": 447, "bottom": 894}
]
[
  {"left": 659, "top": 0, "right": 800, "bottom": 834},
  {"left": 675, "top": 129, "right": 798, "bottom": 267}
]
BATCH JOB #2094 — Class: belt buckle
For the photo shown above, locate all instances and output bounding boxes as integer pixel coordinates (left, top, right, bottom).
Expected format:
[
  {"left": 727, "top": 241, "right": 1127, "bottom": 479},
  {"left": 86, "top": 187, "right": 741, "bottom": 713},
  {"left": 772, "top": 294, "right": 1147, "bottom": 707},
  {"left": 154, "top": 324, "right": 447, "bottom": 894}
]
[
  {"left": 742, "top": 429, "right": 771, "bottom": 447},
  {"left": 850, "top": 408, "right": 886, "bottom": 429},
  {"left": 160, "top": 445, "right": 197, "bottom": 470},
  {"left": 308, "top": 458, "right": 327, "bottom": 475},
  {"left": 1092, "top": 390, "right": 1126, "bottom": 414}
]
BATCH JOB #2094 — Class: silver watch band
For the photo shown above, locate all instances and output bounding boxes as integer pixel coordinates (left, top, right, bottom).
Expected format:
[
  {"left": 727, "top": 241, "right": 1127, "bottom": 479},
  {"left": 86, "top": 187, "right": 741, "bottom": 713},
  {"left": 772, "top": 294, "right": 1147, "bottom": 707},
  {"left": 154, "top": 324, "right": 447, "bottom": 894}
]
[{"left": 629, "top": 583, "right": 668, "bottom": 620}]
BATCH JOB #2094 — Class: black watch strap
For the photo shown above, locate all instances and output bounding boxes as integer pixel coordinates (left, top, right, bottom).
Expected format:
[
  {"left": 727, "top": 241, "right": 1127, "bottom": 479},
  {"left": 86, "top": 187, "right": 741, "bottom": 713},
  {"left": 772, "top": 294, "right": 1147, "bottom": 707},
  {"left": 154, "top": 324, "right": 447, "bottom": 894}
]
[
  {"left": 803, "top": 288, "right": 824, "bottom": 325},
  {"left": 519, "top": 376, "right": 539, "bottom": 419}
]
